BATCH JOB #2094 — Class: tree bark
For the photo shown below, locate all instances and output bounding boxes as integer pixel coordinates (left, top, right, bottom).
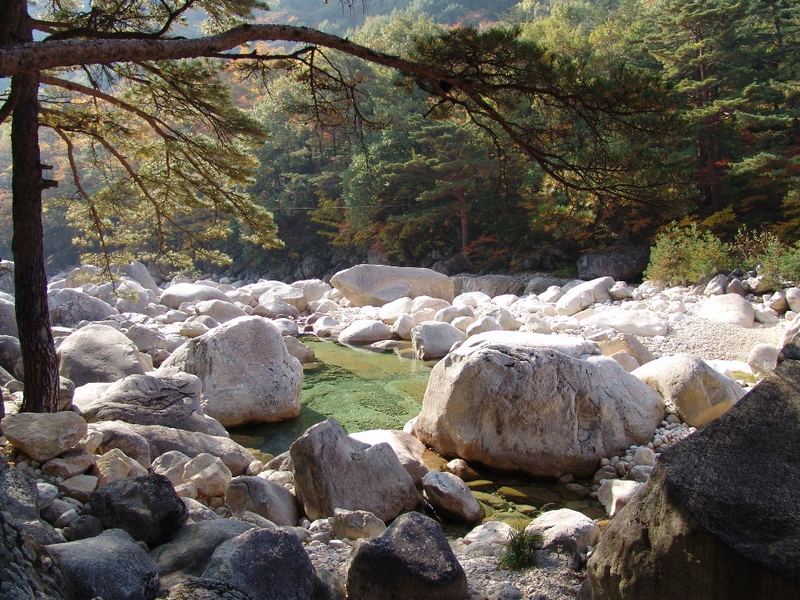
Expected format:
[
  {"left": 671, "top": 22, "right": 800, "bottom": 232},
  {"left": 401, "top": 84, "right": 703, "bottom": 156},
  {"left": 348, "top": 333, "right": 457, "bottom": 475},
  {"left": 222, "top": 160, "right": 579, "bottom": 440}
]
[{"left": 9, "top": 2, "right": 60, "bottom": 413}]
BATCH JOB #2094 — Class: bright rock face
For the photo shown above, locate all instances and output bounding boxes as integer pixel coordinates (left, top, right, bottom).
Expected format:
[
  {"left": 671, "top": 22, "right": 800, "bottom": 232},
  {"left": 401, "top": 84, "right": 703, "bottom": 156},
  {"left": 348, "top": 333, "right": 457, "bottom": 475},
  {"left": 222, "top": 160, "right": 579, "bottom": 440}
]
[
  {"left": 331, "top": 264, "right": 455, "bottom": 307},
  {"left": 2, "top": 412, "right": 87, "bottom": 462},
  {"left": 158, "top": 316, "right": 302, "bottom": 427},
  {"left": 697, "top": 293, "right": 755, "bottom": 328},
  {"left": 413, "top": 338, "right": 663, "bottom": 477},
  {"left": 59, "top": 324, "right": 145, "bottom": 387}
]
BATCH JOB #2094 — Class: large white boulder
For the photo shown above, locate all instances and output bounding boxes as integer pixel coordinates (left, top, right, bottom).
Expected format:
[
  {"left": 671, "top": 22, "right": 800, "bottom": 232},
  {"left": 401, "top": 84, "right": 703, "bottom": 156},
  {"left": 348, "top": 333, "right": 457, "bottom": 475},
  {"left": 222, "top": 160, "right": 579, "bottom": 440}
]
[
  {"left": 525, "top": 508, "right": 600, "bottom": 556},
  {"left": 457, "top": 330, "right": 600, "bottom": 358},
  {"left": 160, "top": 283, "right": 228, "bottom": 310},
  {"left": 411, "top": 321, "right": 466, "bottom": 360},
  {"left": 338, "top": 320, "right": 392, "bottom": 345},
  {"left": 422, "top": 470, "right": 483, "bottom": 523},
  {"left": 158, "top": 316, "right": 302, "bottom": 427},
  {"left": 632, "top": 354, "right": 745, "bottom": 427},
  {"left": 581, "top": 308, "right": 668, "bottom": 337},
  {"left": 290, "top": 419, "right": 419, "bottom": 522},
  {"left": 291, "top": 279, "right": 332, "bottom": 304},
  {"left": 697, "top": 294, "right": 755, "bottom": 328},
  {"left": 330, "top": 264, "right": 454, "bottom": 307},
  {"left": 59, "top": 324, "right": 145, "bottom": 387},
  {"left": 413, "top": 338, "right": 663, "bottom": 478},
  {"left": 555, "top": 277, "right": 615, "bottom": 316},
  {"left": 193, "top": 299, "right": 246, "bottom": 324},
  {"left": 378, "top": 297, "right": 414, "bottom": 324}
]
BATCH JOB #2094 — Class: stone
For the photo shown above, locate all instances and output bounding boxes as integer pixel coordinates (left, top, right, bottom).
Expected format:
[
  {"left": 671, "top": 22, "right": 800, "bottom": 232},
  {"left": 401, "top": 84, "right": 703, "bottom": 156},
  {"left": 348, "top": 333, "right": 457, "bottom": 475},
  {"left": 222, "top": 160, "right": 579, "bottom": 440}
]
[
  {"left": 345, "top": 512, "right": 467, "bottom": 600},
  {"left": 391, "top": 314, "right": 414, "bottom": 340},
  {"left": 332, "top": 508, "right": 387, "bottom": 540},
  {"left": 92, "top": 420, "right": 152, "bottom": 468},
  {"left": 63, "top": 514, "right": 104, "bottom": 541},
  {"left": 202, "top": 528, "right": 315, "bottom": 600},
  {"left": 331, "top": 264, "right": 455, "bottom": 307},
  {"left": 633, "top": 446, "right": 657, "bottom": 467},
  {"left": 597, "top": 333, "right": 655, "bottom": 367},
  {"left": 703, "top": 274, "right": 728, "bottom": 296},
  {"left": 47, "top": 529, "right": 159, "bottom": 600},
  {"left": 460, "top": 520, "right": 515, "bottom": 558},
  {"left": 596, "top": 479, "right": 643, "bottom": 518},
  {"left": 152, "top": 450, "right": 192, "bottom": 485},
  {"left": 453, "top": 275, "right": 525, "bottom": 298},
  {"left": 114, "top": 261, "right": 160, "bottom": 295},
  {"left": 290, "top": 419, "right": 419, "bottom": 522},
  {"left": 786, "top": 287, "right": 800, "bottom": 313},
  {"left": 748, "top": 343, "right": 780, "bottom": 377},
  {"left": 254, "top": 296, "right": 300, "bottom": 319},
  {"left": 378, "top": 297, "right": 414, "bottom": 324},
  {"left": 2, "top": 411, "right": 87, "bottom": 462},
  {"left": 697, "top": 294, "right": 755, "bottom": 328},
  {"left": 0, "top": 334, "right": 23, "bottom": 379},
  {"left": 158, "top": 316, "right": 302, "bottom": 427},
  {"left": 161, "top": 283, "right": 228, "bottom": 309},
  {"left": 59, "top": 324, "right": 145, "bottom": 387},
  {"left": 283, "top": 336, "right": 316, "bottom": 364},
  {"left": 182, "top": 453, "right": 232, "bottom": 498},
  {"left": 0, "top": 298, "right": 18, "bottom": 339},
  {"left": 89, "top": 474, "right": 187, "bottom": 546},
  {"left": 48, "top": 288, "right": 118, "bottom": 327},
  {"left": 183, "top": 497, "right": 221, "bottom": 523},
  {"left": 633, "top": 354, "right": 744, "bottom": 427},
  {"left": 422, "top": 470, "right": 484, "bottom": 523},
  {"left": 445, "top": 458, "right": 481, "bottom": 481},
  {"left": 581, "top": 309, "right": 668, "bottom": 337},
  {"left": 414, "top": 339, "right": 663, "bottom": 478},
  {"left": 312, "top": 315, "right": 341, "bottom": 337},
  {"left": 526, "top": 508, "right": 599, "bottom": 556},
  {"left": 349, "top": 430, "right": 428, "bottom": 486},
  {"left": 150, "top": 519, "right": 255, "bottom": 589},
  {"left": 78, "top": 372, "right": 226, "bottom": 435},
  {"left": 194, "top": 299, "right": 246, "bottom": 323},
  {"left": 583, "top": 355, "right": 800, "bottom": 598},
  {"left": 57, "top": 474, "right": 98, "bottom": 503},
  {"left": 411, "top": 321, "right": 466, "bottom": 360},
  {"left": 577, "top": 248, "right": 649, "bottom": 281},
  {"left": 555, "top": 277, "right": 615, "bottom": 316},
  {"left": 225, "top": 475, "right": 298, "bottom": 526},
  {"left": 291, "top": 279, "right": 332, "bottom": 303},
  {"left": 129, "top": 424, "right": 254, "bottom": 475},
  {"left": 42, "top": 450, "right": 96, "bottom": 479},
  {"left": 338, "top": 320, "right": 392, "bottom": 345},
  {"left": 163, "top": 578, "right": 253, "bottom": 600},
  {"left": 94, "top": 448, "right": 148, "bottom": 486}
]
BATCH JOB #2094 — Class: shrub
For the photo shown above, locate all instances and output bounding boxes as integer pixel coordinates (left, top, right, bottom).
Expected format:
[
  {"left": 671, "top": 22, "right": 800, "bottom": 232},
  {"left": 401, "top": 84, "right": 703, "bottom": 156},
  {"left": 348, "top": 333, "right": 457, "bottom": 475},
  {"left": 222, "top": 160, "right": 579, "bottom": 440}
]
[
  {"left": 498, "top": 526, "right": 541, "bottom": 571},
  {"left": 644, "top": 222, "right": 732, "bottom": 286},
  {"left": 732, "top": 227, "right": 800, "bottom": 287}
]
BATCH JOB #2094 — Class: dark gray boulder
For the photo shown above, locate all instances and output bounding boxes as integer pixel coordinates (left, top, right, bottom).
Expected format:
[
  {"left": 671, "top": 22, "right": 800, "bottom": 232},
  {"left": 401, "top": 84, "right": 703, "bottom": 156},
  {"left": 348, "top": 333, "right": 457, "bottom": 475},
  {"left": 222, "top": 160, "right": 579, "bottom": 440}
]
[
  {"left": 150, "top": 519, "right": 255, "bottom": 589},
  {"left": 202, "top": 528, "right": 315, "bottom": 600},
  {"left": 89, "top": 473, "right": 187, "bottom": 547},
  {"left": 345, "top": 511, "right": 468, "bottom": 600},
  {"left": 47, "top": 528, "right": 159, "bottom": 600},
  {"left": 582, "top": 355, "right": 800, "bottom": 599}
]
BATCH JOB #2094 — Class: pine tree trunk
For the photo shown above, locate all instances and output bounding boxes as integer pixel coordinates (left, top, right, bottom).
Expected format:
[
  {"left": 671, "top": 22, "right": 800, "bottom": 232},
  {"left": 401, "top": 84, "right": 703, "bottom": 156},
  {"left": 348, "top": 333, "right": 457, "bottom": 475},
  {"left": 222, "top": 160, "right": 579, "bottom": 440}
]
[{"left": 9, "top": 1, "right": 60, "bottom": 413}]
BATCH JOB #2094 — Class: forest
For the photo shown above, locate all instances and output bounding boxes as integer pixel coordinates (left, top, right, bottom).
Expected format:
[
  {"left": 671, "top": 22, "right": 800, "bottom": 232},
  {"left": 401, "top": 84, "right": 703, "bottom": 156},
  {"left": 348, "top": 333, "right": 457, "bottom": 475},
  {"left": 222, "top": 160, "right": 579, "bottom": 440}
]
[{"left": 1, "top": 0, "right": 798, "bottom": 281}]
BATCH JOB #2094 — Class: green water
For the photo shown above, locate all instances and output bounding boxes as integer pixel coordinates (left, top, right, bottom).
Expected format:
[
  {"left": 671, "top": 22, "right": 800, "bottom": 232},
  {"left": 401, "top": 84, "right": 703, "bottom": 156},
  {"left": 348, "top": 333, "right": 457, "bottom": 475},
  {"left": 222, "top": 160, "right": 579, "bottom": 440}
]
[{"left": 230, "top": 338, "right": 432, "bottom": 456}]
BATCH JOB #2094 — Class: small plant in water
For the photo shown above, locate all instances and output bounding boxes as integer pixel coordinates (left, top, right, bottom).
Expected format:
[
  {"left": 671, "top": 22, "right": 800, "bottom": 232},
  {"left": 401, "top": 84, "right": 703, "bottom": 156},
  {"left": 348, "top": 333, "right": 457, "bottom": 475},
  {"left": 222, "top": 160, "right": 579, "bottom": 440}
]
[{"left": 499, "top": 526, "right": 542, "bottom": 570}]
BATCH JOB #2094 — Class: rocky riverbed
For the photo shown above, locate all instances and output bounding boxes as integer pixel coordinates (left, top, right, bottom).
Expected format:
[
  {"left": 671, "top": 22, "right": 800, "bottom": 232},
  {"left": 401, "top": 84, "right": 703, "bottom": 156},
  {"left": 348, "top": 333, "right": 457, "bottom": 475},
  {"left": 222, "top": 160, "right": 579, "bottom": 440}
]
[{"left": 0, "top": 260, "right": 796, "bottom": 599}]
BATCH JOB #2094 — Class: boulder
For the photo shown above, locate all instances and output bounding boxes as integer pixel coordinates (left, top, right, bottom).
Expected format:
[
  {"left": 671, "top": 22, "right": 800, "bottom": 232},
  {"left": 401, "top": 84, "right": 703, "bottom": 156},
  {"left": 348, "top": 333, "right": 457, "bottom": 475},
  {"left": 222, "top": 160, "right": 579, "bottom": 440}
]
[
  {"left": 697, "top": 294, "right": 755, "bottom": 328},
  {"left": 182, "top": 453, "right": 232, "bottom": 498},
  {"left": 47, "top": 529, "right": 159, "bottom": 600},
  {"left": 452, "top": 274, "right": 525, "bottom": 297},
  {"left": 345, "top": 512, "right": 467, "bottom": 600},
  {"left": 114, "top": 261, "right": 160, "bottom": 295},
  {"left": 577, "top": 248, "right": 649, "bottom": 281},
  {"left": 225, "top": 476, "right": 298, "bottom": 526},
  {"left": 290, "top": 419, "right": 420, "bottom": 522},
  {"left": 633, "top": 355, "right": 745, "bottom": 427},
  {"left": 331, "top": 264, "right": 455, "bottom": 307},
  {"left": 555, "top": 277, "right": 615, "bottom": 316},
  {"left": 193, "top": 299, "right": 246, "bottom": 323},
  {"left": 78, "top": 372, "right": 226, "bottom": 435},
  {"left": 525, "top": 508, "right": 599, "bottom": 556},
  {"left": 128, "top": 424, "right": 254, "bottom": 475},
  {"left": 459, "top": 521, "right": 515, "bottom": 558},
  {"left": 0, "top": 334, "right": 23, "bottom": 379},
  {"left": 748, "top": 343, "right": 780, "bottom": 377},
  {"left": 94, "top": 448, "right": 148, "bottom": 487},
  {"left": 338, "top": 320, "right": 392, "bottom": 345},
  {"left": 163, "top": 578, "right": 253, "bottom": 600},
  {"left": 88, "top": 474, "right": 188, "bottom": 546},
  {"left": 152, "top": 450, "right": 192, "bottom": 485},
  {"left": 291, "top": 279, "right": 332, "bottom": 303},
  {"left": 349, "top": 430, "right": 428, "bottom": 486},
  {"left": 597, "top": 333, "right": 655, "bottom": 367},
  {"left": 378, "top": 297, "right": 414, "bottom": 324},
  {"left": 158, "top": 316, "right": 302, "bottom": 427},
  {"left": 91, "top": 420, "right": 152, "bottom": 468},
  {"left": 0, "top": 260, "right": 14, "bottom": 294},
  {"left": 332, "top": 508, "right": 387, "bottom": 540},
  {"left": 410, "top": 321, "right": 465, "bottom": 360},
  {"left": 161, "top": 283, "right": 228, "bottom": 309},
  {"left": 581, "top": 309, "right": 668, "bottom": 337},
  {"left": 0, "top": 298, "right": 18, "bottom": 338},
  {"left": 59, "top": 324, "right": 145, "bottom": 387},
  {"left": 414, "top": 338, "right": 663, "bottom": 478},
  {"left": 48, "top": 288, "right": 118, "bottom": 327},
  {"left": 582, "top": 355, "right": 800, "bottom": 599},
  {"left": 202, "top": 528, "right": 315, "bottom": 600},
  {"left": 42, "top": 450, "right": 96, "bottom": 479},
  {"left": 150, "top": 519, "right": 256, "bottom": 589},
  {"left": 283, "top": 336, "right": 316, "bottom": 364},
  {"left": 2, "top": 411, "right": 87, "bottom": 462},
  {"left": 596, "top": 479, "right": 642, "bottom": 517},
  {"left": 422, "top": 470, "right": 483, "bottom": 523},
  {"left": 459, "top": 330, "right": 600, "bottom": 358}
]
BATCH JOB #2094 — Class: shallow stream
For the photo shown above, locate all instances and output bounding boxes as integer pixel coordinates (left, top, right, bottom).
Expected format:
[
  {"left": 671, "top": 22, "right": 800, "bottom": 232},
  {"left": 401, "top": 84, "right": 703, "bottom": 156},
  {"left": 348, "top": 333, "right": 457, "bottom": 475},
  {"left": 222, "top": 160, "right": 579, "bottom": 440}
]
[{"left": 230, "top": 338, "right": 604, "bottom": 527}]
